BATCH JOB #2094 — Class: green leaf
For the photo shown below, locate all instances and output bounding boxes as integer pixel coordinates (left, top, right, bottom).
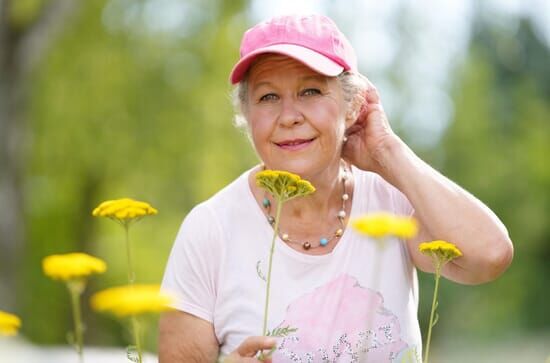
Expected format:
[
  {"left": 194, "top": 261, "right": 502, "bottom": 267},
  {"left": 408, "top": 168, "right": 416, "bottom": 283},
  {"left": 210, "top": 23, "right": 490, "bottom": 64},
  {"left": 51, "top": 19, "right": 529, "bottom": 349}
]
[
  {"left": 431, "top": 312, "right": 440, "bottom": 327},
  {"left": 256, "top": 260, "right": 266, "bottom": 282},
  {"left": 266, "top": 325, "right": 298, "bottom": 337},
  {"left": 127, "top": 345, "right": 139, "bottom": 362}
]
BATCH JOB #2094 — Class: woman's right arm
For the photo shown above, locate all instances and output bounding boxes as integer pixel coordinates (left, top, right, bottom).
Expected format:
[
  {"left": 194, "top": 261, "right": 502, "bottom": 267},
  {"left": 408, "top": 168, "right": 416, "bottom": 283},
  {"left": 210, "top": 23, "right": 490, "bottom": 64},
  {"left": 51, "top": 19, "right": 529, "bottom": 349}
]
[
  {"left": 159, "top": 311, "right": 276, "bottom": 363},
  {"left": 159, "top": 310, "right": 219, "bottom": 362}
]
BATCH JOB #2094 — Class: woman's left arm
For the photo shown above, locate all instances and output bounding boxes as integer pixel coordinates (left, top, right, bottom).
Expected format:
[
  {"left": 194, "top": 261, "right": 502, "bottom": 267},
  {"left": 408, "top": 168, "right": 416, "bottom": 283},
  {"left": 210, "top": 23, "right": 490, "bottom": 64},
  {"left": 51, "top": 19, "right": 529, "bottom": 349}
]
[
  {"left": 343, "top": 77, "right": 513, "bottom": 285},
  {"left": 377, "top": 137, "right": 514, "bottom": 285}
]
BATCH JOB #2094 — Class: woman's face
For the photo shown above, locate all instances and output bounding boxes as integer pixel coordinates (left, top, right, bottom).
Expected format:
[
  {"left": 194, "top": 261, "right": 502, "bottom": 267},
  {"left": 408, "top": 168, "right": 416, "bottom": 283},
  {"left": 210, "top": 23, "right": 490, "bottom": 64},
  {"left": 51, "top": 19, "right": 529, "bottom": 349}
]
[{"left": 244, "top": 55, "right": 350, "bottom": 178}]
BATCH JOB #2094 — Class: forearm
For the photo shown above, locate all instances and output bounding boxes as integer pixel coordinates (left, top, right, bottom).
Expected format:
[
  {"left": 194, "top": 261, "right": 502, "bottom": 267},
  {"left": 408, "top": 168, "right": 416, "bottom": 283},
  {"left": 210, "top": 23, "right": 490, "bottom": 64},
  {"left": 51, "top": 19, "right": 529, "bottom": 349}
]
[
  {"left": 159, "top": 311, "right": 219, "bottom": 363},
  {"left": 375, "top": 137, "right": 513, "bottom": 284}
]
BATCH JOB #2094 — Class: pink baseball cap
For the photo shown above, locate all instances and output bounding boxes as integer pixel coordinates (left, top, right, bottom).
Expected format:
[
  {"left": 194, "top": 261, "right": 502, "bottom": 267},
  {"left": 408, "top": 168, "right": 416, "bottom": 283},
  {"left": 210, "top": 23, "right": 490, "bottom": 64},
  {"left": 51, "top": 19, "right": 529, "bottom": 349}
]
[{"left": 229, "top": 14, "right": 357, "bottom": 84}]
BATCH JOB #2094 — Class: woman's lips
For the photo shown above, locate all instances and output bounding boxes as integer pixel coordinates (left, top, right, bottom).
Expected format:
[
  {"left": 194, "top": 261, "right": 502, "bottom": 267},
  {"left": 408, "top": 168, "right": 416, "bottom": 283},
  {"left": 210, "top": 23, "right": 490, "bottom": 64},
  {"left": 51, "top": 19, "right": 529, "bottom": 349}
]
[{"left": 274, "top": 138, "right": 315, "bottom": 151}]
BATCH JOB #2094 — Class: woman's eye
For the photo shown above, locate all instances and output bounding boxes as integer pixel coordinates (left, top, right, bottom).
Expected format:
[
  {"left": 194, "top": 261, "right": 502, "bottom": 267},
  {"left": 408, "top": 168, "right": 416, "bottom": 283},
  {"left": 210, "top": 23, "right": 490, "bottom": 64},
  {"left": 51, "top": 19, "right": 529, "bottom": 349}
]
[
  {"left": 259, "top": 93, "right": 278, "bottom": 102},
  {"left": 301, "top": 88, "right": 321, "bottom": 97}
]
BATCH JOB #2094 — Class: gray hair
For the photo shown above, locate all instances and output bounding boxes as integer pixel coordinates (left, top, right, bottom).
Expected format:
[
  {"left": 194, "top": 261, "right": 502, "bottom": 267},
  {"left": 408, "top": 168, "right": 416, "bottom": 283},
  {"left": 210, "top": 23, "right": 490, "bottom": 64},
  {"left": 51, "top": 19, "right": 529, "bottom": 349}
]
[{"left": 231, "top": 71, "right": 367, "bottom": 135}]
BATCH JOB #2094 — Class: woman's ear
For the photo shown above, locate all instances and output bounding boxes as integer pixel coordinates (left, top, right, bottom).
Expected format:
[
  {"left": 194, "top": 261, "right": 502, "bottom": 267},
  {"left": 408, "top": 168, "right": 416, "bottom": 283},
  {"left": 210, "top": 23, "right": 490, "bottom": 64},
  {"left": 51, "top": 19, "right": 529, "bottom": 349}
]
[{"left": 345, "top": 90, "right": 367, "bottom": 128}]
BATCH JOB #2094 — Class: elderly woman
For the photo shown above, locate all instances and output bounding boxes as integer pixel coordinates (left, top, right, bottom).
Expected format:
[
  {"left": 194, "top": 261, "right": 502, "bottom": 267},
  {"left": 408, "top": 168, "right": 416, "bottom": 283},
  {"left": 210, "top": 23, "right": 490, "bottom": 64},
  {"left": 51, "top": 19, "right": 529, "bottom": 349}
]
[{"left": 159, "top": 14, "right": 513, "bottom": 362}]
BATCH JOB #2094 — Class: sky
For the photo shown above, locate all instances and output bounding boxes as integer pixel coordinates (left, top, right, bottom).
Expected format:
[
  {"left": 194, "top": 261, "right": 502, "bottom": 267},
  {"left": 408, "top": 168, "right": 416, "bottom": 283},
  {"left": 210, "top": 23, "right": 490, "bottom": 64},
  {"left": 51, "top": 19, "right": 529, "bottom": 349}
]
[
  {"left": 102, "top": 0, "right": 550, "bottom": 148},
  {"left": 249, "top": 0, "right": 549, "bottom": 148}
]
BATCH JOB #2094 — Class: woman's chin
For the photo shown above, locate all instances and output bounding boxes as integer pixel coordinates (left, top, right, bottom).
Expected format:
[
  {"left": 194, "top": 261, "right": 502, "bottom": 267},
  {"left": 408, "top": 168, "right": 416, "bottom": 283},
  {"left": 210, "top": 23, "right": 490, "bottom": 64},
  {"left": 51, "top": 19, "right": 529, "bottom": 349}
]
[
  {"left": 263, "top": 161, "right": 303, "bottom": 174},
  {"left": 263, "top": 160, "right": 324, "bottom": 179}
]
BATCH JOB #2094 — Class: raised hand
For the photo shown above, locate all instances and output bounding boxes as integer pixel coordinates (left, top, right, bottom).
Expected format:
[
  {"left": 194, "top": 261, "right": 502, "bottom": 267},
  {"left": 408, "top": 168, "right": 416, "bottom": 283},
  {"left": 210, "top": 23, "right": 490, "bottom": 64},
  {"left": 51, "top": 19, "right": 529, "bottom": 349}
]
[{"left": 342, "top": 75, "right": 400, "bottom": 175}]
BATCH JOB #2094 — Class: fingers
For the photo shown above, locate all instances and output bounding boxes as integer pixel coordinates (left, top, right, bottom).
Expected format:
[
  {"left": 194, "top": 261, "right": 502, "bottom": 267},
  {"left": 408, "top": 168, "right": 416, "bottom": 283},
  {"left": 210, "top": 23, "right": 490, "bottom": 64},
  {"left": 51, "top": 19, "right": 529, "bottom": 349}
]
[
  {"left": 357, "top": 73, "right": 381, "bottom": 104},
  {"left": 364, "top": 84, "right": 381, "bottom": 104},
  {"left": 365, "top": 102, "right": 384, "bottom": 114},
  {"left": 224, "top": 336, "right": 277, "bottom": 363},
  {"left": 353, "top": 99, "right": 384, "bottom": 125},
  {"left": 236, "top": 336, "right": 277, "bottom": 357},
  {"left": 345, "top": 122, "right": 363, "bottom": 137}
]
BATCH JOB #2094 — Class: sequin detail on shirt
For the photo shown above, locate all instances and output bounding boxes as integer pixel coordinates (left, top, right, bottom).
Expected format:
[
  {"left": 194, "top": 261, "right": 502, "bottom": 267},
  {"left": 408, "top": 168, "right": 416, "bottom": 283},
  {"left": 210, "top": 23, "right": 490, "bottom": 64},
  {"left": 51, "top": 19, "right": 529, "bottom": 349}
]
[{"left": 270, "top": 274, "right": 412, "bottom": 362}]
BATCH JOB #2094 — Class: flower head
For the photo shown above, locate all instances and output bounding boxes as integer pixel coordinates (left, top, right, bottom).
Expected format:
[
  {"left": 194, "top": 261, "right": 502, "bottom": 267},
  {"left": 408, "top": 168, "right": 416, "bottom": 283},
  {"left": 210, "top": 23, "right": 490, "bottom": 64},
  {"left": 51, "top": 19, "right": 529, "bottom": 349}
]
[
  {"left": 418, "top": 240, "right": 462, "bottom": 363},
  {"left": 419, "top": 240, "right": 463, "bottom": 264},
  {"left": 92, "top": 198, "right": 158, "bottom": 224},
  {"left": 43, "top": 253, "right": 107, "bottom": 281},
  {"left": 256, "top": 170, "right": 315, "bottom": 202},
  {"left": 0, "top": 311, "right": 21, "bottom": 336},
  {"left": 91, "top": 284, "right": 173, "bottom": 318},
  {"left": 351, "top": 212, "right": 418, "bottom": 239}
]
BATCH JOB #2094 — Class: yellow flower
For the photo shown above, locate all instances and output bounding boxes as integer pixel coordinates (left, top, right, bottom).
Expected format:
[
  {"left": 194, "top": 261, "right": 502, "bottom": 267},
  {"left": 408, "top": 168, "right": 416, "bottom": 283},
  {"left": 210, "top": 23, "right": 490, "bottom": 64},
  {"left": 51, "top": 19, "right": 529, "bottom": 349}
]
[
  {"left": 419, "top": 240, "right": 463, "bottom": 263},
  {"left": 351, "top": 212, "right": 418, "bottom": 239},
  {"left": 43, "top": 253, "right": 107, "bottom": 281},
  {"left": 92, "top": 198, "right": 158, "bottom": 222},
  {"left": 0, "top": 310, "right": 21, "bottom": 336},
  {"left": 256, "top": 170, "right": 315, "bottom": 202},
  {"left": 419, "top": 240, "right": 463, "bottom": 363},
  {"left": 91, "top": 284, "right": 173, "bottom": 318}
]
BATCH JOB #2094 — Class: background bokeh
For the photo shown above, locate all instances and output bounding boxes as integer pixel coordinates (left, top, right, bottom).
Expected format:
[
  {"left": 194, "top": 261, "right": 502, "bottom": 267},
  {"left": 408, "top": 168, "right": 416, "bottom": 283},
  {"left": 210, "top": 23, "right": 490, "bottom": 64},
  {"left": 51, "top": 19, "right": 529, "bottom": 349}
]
[{"left": 0, "top": 0, "right": 549, "bottom": 361}]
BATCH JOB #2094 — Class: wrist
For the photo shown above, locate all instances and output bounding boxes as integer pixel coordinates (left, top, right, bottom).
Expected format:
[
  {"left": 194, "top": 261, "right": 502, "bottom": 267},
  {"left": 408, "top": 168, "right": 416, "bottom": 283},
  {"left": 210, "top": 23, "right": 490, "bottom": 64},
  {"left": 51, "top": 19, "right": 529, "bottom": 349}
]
[{"left": 373, "top": 136, "right": 418, "bottom": 189}]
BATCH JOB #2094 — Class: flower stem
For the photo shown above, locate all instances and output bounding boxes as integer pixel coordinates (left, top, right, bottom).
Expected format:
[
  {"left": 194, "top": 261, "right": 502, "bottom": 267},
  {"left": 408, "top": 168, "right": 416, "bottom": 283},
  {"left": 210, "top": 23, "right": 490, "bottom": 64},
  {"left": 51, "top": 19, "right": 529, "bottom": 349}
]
[
  {"left": 131, "top": 315, "right": 143, "bottom": 363},
  {"left": 424, "top": 260, "right": 441, "bottom": 363},
  {"left": 68, "top": 282, "right": 84, "bottom": 363},
  {"left": 124, "top": 224, "right": 135, "bottom": 284},
  {"left": 262, "top": 197, "right": 283, "bottom": 337},
  {"left": 364, "top": 238, "right": 386, "bottom": 362}
]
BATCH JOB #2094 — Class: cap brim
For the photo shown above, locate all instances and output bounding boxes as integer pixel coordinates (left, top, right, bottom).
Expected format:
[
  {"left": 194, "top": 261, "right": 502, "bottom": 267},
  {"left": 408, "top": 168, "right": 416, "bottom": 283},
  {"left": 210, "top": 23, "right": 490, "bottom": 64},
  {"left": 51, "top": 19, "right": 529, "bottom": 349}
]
[{"left": 229, "top": 44, "right": 344, "bottom": 84}]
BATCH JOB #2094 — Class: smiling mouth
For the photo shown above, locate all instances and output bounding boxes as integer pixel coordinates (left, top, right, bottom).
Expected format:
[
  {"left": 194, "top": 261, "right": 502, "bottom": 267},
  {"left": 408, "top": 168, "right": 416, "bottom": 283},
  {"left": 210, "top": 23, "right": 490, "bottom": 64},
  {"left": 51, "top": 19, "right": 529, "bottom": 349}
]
[{"left": 274, "top": 138, "right": 316, "bottom": 151}]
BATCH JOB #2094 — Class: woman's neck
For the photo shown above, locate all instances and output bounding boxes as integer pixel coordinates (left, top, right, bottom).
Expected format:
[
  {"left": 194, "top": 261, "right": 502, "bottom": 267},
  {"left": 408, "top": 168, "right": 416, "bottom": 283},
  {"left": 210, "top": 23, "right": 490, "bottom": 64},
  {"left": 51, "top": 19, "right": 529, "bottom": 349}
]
[
  {"left": 252, "top": 159, "right": 352, "bottom": 229},
  {"left": 285, "top": 162, "right": 347, "bottom": 221},
  {"left": 249, "top": 160, "right": 354, "bottom": 253}
]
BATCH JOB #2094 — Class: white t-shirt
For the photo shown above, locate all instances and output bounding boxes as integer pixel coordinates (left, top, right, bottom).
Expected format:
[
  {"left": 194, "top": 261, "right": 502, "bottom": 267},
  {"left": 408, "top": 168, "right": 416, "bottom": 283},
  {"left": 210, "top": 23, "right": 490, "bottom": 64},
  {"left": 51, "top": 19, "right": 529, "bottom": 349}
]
[{"left": 162, "top": 166, "right": 423, "bottom": 362}]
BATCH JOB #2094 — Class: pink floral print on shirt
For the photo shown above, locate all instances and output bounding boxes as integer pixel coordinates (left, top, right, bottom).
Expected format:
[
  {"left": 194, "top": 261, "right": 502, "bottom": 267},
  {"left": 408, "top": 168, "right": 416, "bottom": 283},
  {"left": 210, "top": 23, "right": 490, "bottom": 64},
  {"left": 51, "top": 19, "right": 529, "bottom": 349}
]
[{"left": 271, "top": 274, "right": 410, "bottom": 362}]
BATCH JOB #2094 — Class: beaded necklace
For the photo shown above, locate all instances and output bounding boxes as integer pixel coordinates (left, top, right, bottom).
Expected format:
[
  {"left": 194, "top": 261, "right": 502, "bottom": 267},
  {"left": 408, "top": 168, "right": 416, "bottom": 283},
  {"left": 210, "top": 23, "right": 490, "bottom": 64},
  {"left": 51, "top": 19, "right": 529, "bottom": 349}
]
[{"left": 262, "top": 166, "right": 350, "bottom": 250}]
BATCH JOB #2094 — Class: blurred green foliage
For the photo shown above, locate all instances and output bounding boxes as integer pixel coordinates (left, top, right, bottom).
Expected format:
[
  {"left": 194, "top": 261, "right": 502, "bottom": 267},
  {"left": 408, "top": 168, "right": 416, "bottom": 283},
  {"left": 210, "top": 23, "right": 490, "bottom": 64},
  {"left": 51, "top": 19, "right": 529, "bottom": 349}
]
[
  {"left": 19, "top": 0, "right": 254, "bottom": 350},
  {"left": 428, "top": 16, "right": 550, "bottom": 341},
  {"left": 7, "top": 0, "right": 549, "bottom": 355}
]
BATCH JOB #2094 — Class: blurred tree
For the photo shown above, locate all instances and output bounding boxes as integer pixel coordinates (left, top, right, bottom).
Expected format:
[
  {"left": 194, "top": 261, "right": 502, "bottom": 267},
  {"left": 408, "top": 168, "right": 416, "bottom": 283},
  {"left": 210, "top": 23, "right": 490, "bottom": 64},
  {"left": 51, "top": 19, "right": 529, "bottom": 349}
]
[
  {"left": 436, "top": 15, "right": 550, "bottom": 340},
  {"left": 5, "top": 0, "right": 549, "bottom": 354},
  {"left": 0, "top": 0, "right": 78, "bottom": 310},
  {"left": 20, "top": 0, "right": 253, "bottom": 348}
]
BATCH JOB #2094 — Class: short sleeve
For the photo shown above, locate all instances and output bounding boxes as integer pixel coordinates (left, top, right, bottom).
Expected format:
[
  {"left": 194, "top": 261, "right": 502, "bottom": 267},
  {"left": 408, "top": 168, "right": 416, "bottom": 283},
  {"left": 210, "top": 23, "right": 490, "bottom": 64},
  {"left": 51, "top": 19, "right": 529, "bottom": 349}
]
[
  {"left": 161, "top": 203, "right": 222, "bottom": 323},
  {"left": 390, "top": 184, "right": 414, "bottom": 217},
  {"left": 367, "top": 171, "right": 414, "bottom": 217}
]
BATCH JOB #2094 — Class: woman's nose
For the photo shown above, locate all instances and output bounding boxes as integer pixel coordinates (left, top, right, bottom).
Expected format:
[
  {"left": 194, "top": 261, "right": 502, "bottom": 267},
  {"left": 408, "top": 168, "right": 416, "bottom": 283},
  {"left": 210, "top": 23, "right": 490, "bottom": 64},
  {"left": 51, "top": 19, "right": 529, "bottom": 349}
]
[{"left": 278, "top": 98, "right": 304, "bottom": 127}]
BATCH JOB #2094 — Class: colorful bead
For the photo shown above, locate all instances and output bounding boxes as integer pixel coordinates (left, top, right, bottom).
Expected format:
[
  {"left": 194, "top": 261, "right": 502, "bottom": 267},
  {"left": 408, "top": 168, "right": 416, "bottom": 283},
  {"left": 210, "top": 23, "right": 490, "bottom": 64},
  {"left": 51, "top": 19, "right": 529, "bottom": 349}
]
[{"left": 264, "top": 164, "right": 350, "bottom": 251}]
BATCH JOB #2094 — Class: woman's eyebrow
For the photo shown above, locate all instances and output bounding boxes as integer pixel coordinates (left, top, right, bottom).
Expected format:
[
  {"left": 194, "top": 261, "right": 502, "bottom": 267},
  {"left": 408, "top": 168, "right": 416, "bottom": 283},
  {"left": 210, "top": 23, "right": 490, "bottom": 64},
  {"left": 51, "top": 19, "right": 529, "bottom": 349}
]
[
  {"left": 251, "top": 75, "right": 327, "bottom": 93},
  {"left": 251, "top": 81, "right": 272, "bottom": 93},
  {"left": 299, "top": 75, "right": 329, "bottom": 86},
  {"left": 300, "top": 75, "right": 326, "bottom": 82}
]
